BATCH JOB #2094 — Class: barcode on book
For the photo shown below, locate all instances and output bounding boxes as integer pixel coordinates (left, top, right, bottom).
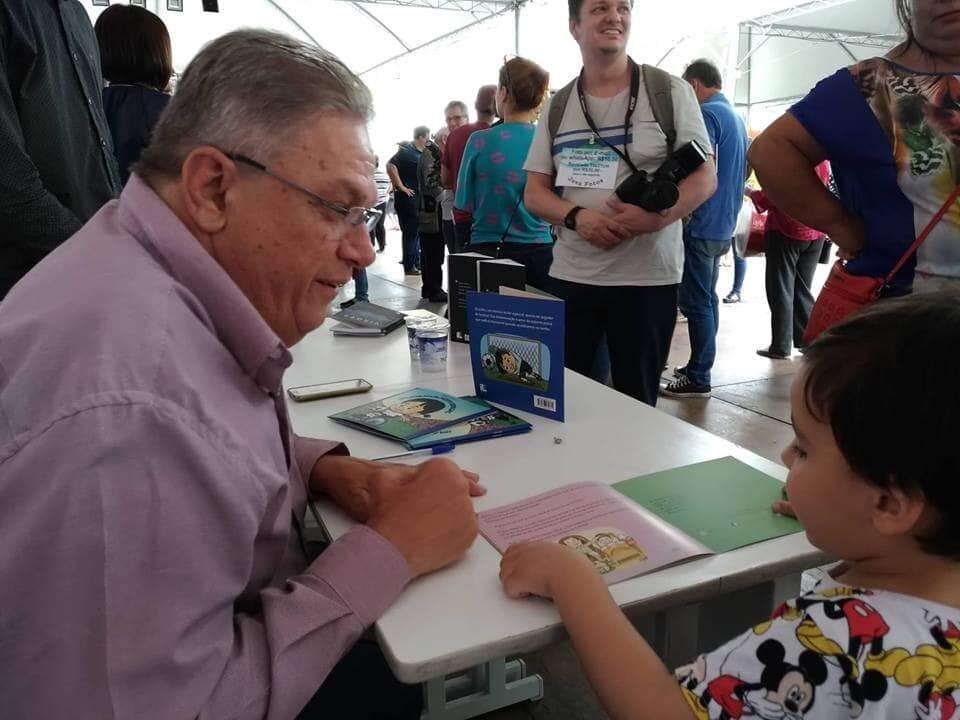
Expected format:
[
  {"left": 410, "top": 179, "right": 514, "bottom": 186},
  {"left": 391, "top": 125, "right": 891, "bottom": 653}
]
[{"left": 533, "top": 395, "right": 556, "bottom": 412}]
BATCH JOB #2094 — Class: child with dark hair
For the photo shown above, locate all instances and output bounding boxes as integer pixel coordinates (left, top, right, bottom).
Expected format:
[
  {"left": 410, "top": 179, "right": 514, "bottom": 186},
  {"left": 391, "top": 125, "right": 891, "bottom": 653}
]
[{"left": 499, "top": 292, "right": 960, "bottom": 720}]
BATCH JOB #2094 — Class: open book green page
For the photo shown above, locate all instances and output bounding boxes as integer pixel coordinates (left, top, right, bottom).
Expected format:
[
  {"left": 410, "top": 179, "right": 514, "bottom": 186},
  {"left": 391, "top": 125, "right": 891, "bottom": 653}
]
[{"left": 613, "top": 456, "right": 801, "bottom": 553}]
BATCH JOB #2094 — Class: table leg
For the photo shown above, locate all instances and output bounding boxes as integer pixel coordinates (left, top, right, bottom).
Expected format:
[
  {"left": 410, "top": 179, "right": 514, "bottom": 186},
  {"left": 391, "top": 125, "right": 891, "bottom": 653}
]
[
  {"left": 421, "top": 657, "right": 543, "bottom": 720},
  {"left": 648, "top": 573, "right": 803, "bottom": 669}
]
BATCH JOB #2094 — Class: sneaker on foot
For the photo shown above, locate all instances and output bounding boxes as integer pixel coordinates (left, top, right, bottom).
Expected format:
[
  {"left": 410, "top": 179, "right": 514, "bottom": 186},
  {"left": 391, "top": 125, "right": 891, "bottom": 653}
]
[
  {"left": 339, "top": 298, "right": 356, "bottom": 309},
  {"left": 722, "top": 291, "right": 741, "bottom": 304},
  {"left": 673, "top": 365, "right": 688, "bottom": 379},
  {"left": 661, "top": 375, "right": 711, "bottom": 398},
  {"left": 756, "top": 347, "right": 790, "bottom": 360},
  {"left": 404, "top": 268, "right": 421, "bottom": 276}
]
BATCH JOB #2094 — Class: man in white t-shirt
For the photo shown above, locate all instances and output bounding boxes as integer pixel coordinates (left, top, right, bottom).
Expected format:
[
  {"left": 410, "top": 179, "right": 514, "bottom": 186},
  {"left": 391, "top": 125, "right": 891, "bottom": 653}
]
[{"left": 523, "top": 0, "right": 716, "bottom": 406}]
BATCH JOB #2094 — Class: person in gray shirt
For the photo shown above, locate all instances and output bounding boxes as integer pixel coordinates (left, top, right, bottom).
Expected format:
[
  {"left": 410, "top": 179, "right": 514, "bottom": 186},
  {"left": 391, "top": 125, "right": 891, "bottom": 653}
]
[{"left": 0, "top": 0, "right": 121, "bottom": 298}]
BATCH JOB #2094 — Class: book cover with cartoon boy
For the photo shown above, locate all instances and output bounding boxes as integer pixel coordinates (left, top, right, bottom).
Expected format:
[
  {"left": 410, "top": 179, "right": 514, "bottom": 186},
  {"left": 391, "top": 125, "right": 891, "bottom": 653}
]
[
  {"left": 407, "top": 405, "right": 532, "bottom": 450},
  {"left": 329, "top": 388, "right": 492, "bottom": 442},
  {"left": 467, "top": 289, "right": 564, "bottom": 421}
]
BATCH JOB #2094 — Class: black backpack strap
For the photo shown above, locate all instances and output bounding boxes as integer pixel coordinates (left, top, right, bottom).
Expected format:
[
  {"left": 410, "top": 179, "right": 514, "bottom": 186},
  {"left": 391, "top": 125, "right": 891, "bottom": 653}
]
[
  {"left": 641, "top": 63, "right": 676, "bottom": 155},
  {"left": 548, "top": 79, "right": 576, "bottom": 146}
]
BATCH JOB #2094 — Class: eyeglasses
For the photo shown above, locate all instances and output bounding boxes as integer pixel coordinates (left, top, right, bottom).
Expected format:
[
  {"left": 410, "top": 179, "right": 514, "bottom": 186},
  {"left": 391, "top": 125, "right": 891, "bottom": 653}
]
[{"left": 226, "top": 152, "right": 382, "bottom": 234}]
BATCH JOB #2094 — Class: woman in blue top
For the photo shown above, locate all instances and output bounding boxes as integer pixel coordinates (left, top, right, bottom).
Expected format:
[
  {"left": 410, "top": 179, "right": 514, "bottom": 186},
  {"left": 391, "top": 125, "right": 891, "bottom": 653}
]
[
  {"left": 748, "top": 0, "right": 960, "bottom": 295},
  {"left": 95, "top": 5, "right": 173, "bottom": 185},
  {"left": 455, "top": 57, "right": 554, "bottom": 290}
]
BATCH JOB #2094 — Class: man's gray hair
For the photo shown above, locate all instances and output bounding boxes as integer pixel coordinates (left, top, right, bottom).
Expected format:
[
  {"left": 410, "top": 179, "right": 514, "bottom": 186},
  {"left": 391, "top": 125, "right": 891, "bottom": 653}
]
[
  {"left": 444, "top": 100, "right": 468, "bottom": 116},
  {"left": 137, "top": 29, "right": 373, "bottom": 182}
]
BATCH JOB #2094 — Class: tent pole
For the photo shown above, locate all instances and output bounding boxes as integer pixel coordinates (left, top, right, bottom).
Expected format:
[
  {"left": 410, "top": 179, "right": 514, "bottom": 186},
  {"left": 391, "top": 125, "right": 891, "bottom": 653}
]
[{"left": 514, "top": 1, "right": 520, "bottom": 55}]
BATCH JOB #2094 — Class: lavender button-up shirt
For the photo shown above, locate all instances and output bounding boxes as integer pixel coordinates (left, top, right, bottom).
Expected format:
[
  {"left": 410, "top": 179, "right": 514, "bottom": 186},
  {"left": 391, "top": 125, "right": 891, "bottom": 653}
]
[{"left": 0, "top": 176, "right": 412, "bottom": 719}]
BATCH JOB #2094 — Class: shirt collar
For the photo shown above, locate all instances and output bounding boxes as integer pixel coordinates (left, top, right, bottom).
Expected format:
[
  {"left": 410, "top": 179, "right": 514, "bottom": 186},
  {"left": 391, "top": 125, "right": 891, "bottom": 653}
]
[
  {"left": 116, "top": 175, "right": 291, "bottom": 393},
  {"left": 704, "top": 92, "right": 729, "bottom": 106}
]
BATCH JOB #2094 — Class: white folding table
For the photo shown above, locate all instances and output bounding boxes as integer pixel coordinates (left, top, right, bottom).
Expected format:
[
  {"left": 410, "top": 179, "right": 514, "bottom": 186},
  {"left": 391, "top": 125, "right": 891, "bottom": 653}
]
[{"left": 286, "top": 328, "right": 825, "bottom": 719}]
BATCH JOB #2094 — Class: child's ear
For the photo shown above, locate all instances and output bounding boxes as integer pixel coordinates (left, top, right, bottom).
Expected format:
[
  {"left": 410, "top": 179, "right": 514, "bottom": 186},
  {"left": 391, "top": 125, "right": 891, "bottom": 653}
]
[{"left": 871, "top": 483, "right": 926, "bottom": 539}]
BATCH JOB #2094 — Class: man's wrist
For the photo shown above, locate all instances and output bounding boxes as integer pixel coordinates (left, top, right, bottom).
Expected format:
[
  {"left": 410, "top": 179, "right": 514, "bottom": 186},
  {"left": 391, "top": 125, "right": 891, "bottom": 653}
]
[{"left": 309, "top": 455, "right": 372, "bottom": 496}]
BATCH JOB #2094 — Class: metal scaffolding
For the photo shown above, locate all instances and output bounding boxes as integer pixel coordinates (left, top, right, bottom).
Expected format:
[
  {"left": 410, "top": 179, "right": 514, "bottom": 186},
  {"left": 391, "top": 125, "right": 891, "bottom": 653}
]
[{"left": 331, "top": 0, "right": 525, "bottom": 74}]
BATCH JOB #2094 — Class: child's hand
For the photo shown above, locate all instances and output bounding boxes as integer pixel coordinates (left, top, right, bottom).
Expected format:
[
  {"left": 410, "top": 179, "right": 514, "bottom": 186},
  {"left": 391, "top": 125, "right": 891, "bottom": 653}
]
[
  {"left": 771, "top": 500, "right": 796, "bottom": 517},
  {"left": 499, "top": 541, "right": 598, "bottom": 600}
]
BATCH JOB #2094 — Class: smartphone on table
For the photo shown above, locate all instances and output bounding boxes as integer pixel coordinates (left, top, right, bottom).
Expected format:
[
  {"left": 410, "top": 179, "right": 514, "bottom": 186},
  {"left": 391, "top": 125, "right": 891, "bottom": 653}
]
[{"left": 287, "top": 378, "right": 373, "bottom": 402}]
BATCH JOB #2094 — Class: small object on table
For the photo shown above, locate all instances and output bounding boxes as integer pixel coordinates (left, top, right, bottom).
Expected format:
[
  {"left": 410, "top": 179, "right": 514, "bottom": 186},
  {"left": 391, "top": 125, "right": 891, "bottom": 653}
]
[{"left": 553, "top": 437, "right": 563, "bottom": 444}]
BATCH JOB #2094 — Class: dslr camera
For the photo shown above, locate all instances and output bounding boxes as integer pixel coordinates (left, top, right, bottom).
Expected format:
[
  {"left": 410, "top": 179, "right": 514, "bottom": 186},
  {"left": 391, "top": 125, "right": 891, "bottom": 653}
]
[{"left": 615, "top": 140, "right": 708, "bottom": 212}]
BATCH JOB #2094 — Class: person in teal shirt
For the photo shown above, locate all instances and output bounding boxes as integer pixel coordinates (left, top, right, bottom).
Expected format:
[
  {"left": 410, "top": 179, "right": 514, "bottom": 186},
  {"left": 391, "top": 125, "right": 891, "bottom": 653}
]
[{"left": 455, "top": 57, "right": 554, "bottom": 290}]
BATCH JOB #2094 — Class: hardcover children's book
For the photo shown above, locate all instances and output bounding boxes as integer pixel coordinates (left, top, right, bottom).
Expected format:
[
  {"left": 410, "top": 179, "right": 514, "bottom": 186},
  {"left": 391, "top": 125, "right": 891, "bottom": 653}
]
[
  {"left": 467, "top": 288, "right": 564, "bottom": 421},
  {"left": 479, "top": 457, "right": 801, "bottom": 585},
  {"left": 329, "top": 388, "right": 490, "bottom": 442}
]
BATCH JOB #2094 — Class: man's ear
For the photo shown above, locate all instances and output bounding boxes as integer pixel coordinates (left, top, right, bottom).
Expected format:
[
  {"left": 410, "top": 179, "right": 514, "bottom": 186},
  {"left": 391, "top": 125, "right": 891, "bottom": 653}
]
[
  {"left": 178, "top": 147, "right": 237, "bottom": 235},
  {"left": 569, "top": 17, "right": 579, "bottom": 40},
  {"left": 871, "top": 483, "right": 926, "bottom": 539}
]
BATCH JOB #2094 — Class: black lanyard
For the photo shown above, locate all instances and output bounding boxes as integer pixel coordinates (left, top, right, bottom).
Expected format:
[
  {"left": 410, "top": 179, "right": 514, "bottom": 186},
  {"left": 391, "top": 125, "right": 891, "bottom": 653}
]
[{"left": 576, "top": 58, "right": 641, "bottom": 175}]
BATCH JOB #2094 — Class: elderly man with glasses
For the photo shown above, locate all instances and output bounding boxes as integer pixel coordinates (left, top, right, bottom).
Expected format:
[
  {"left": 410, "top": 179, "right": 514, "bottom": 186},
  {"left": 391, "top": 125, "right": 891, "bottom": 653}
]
[{"left": 0, "top": 30, "right": 482, "bottom": 720}]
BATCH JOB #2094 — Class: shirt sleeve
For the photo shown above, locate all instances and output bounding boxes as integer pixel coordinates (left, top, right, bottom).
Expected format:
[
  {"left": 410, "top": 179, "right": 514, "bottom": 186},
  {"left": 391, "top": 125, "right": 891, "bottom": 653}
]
[
  {"left": 671, "top": 78, "right": 713, "bottom": 156},
  {"left": 0, "top": 47, "right": 83, "bottom": 257},
  {"left": 523, "top": 95, "right": 557, "bottom": 175},
  {"left": 294, "top": 434, "right": 348, "bottom": 494},
  {"left": 1, "top": 399, "right": 409, "bottom": 720},
  {"left": 674, "top": 604, "right": 840, "bottom": 720},
  {"left": 789, "top": 68, "right": 862, "bottom": 164},
  {"left": 454, "top": 135, "right": 480, "bottom": 213}
]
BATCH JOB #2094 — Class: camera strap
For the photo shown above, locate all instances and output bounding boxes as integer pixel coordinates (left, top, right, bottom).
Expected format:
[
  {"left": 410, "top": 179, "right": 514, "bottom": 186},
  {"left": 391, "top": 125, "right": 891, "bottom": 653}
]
[{"left": 576, "top": 58, "right": 641, "bottom": 175}]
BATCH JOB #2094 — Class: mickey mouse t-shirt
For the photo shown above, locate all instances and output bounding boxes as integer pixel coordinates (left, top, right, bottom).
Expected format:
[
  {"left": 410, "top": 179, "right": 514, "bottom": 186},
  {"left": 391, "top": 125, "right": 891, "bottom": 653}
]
[{"left": 675, "top": 577, "right": 960, "bottom": 719}]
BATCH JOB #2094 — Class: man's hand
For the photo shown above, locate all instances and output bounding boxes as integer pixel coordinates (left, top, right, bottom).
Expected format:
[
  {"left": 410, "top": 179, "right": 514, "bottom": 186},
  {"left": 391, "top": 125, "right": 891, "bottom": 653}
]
[
  {"left": 309, "top": 455, "right": 484, "bottom": 522},
  {"left": 574, "top": 208, "right": 631, "bottom": 250},
  {"left": 605, "top": 197, "right": 669, "bottom": 236},
  {"left": 499, "top": 541, "right": 599, "bottom": 600},
  {"left": 826, "top": 214, "right": 866, "bottom": 260},
  {"left": 368, "top": 458, "right": 480, "bottom": 577}
]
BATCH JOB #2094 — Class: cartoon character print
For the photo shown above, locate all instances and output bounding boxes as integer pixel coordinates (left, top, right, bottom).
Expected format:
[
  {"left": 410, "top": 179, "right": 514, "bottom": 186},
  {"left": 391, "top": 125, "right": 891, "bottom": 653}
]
[
  {"left": 863, "top": 613, "right": 960, "bottom": 720},
  {"left": 679, "top": 639, "right": 828, "bottom": 720},
  {"left": 791, "top": 590, "right": 890, "bottom": 717},
  {"left": 558, "top": 534, "right": 613, "bottom": 573},
  {"left": 494, "top": 348, "right": 542, "bottom": 385},
  {"left": 362, "top": 396, "right": 449, "bottom": 431}
]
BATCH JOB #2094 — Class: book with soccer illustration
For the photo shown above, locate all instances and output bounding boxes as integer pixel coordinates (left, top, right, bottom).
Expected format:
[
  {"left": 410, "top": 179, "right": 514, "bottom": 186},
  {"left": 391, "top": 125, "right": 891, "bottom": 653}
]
[
  {"left": 329, "top": 388, "right": 489, "bottom": 442},
  {"left": 406, "top": 404, "right": 532, "bottom": 449},
  {"left": 467, "top": 288, "right": 564, "bottom": 421},
  {"left": 478, "top": 457, "right": 802, "bottom": 585}
]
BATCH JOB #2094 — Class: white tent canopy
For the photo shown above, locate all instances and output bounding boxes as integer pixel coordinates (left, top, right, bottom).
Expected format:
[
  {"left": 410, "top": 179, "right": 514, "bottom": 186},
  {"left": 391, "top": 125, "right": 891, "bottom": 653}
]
[{"left": 84, "top": 0, "right": 901, "bottom": 158}]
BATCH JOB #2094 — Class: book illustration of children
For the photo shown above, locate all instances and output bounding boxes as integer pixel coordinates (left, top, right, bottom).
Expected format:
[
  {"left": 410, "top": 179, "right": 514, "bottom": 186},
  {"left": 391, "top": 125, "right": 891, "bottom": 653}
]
[
  {"left": 361, "top": 395, "right": 452, "bottom": 432},
  {"left": 495, "top": 348, "right": 542, "bottom": 385},
  {"left": 558, "top": 534, "right": 615, "bottom": 574},
  {"left": 588, "top": 531, "right": 647, "bottom": 570}
]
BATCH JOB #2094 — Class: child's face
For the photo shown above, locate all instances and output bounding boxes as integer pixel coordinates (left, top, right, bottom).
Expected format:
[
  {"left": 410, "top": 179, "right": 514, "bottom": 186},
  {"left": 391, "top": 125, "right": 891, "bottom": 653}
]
[
  {"left": 782, "top": 369, "right": 879, "bottom": 559},
  {"left": 391, "top": 400, "right": 426, "bottom": 416},
  {"left": 501, "top": 353, "right": 519, "bottom": 375}
]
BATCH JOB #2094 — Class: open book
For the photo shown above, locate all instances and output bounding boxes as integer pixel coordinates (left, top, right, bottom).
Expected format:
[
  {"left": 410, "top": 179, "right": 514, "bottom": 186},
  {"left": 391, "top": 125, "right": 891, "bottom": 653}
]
[{"left": 479, "top": 457, "right": 802, "bottom": 585}]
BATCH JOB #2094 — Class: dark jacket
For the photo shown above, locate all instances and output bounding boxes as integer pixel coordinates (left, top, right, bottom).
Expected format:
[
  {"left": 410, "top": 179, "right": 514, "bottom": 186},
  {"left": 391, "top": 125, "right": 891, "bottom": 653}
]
[{"left": 102, "top": 84, "right": 170, "bottom": 184}]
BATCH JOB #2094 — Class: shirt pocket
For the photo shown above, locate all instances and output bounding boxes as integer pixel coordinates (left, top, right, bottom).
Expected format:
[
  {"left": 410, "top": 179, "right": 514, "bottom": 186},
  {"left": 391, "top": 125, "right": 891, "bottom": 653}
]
[{"left": 629, "top": 120, "right": 670, "bottom": 169}]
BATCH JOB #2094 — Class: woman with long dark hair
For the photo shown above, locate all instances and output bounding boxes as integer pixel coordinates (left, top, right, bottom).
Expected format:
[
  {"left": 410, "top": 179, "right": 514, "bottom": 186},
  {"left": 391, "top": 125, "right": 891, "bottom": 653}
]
[
  {"left": 454, "top": 57, "right": 554, "bottom": 290},
  {"left": 95, "top": 5, "right": 174, "bottom": 183},
  {"left": 748, "top": 0, "right": 960, "bottom": 295}
]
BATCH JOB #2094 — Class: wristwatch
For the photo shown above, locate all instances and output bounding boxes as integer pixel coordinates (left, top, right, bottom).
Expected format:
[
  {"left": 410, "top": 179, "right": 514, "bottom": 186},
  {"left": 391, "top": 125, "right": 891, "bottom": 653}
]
[{"left": 563, "top": 206, "right": 584, "bottom": 231}]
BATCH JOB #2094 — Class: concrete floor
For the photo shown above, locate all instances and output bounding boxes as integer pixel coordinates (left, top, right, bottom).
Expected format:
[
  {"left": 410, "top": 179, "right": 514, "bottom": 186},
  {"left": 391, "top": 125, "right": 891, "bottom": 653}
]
[{"left": 332, "top": 225, "right": 831, "bottom": 720}]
